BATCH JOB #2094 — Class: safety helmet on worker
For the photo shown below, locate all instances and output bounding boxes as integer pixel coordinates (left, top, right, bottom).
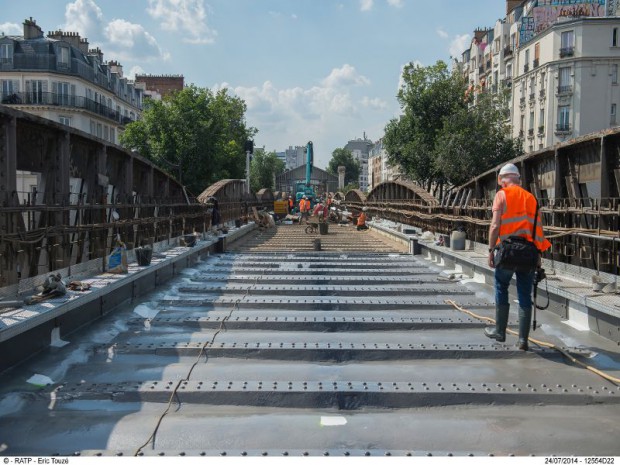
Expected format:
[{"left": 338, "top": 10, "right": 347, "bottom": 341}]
[{"left": 499, "top": 163, "right": 520, "bottom": 177}]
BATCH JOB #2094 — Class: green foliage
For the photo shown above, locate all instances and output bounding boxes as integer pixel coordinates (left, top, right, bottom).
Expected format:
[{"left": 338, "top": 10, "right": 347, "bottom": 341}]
[
  {"left": 434, "top": 87, "right": 521, "bottom": 187},
  {"left": 383, "top": 61, "right": 520, "bottom": 189},
  {"left": 326, "top": 148, "right": 360, "bottom": 186},
  {"left": 249, "top": 148, "right": 285, "bottom": 193},
  {"left": 120, "top": 84, "right": 256, "bottom": 196}
]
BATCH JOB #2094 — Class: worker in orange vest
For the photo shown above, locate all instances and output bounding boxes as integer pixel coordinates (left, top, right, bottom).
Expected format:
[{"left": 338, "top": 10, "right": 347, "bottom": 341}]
[
  {"left": 356, "top": 207, "right": 368, "bottom": 231},
  {"left": 485, "top": 163, "right": 551, "bottom": 351},
  {"left": 299, "top": 196, "right": 310, "bottom": 224}
]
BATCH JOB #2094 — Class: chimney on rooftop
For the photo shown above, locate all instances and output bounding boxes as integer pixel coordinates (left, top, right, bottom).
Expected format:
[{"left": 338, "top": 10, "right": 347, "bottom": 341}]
[{"left": 23, "top": 17, "right": 43, "bottom": 39}]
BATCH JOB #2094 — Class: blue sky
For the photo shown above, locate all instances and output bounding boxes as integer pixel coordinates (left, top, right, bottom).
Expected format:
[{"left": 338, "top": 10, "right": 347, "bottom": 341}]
[{"left": 2, "top": 0, "right": 506, "bottom": 168}]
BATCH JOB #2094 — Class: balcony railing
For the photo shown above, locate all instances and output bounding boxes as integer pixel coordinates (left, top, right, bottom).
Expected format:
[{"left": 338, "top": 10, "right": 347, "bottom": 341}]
[
  {"left": 555, "top": 123, "right": 572, "bottom": 133},
  {"left": 539, "top": 88, "right": 546, "bottom": 99},
  {"left": 503, "top": 46, "right": 513, "bottom": 58},
  {"left": 524, "top": 63, "right": 529, "bottom": 73},
  {"left": 533, "top": 58, "right": 540, "bottom": 68},
  {"left": 529, "top": 93, "right": 535, "bottom": 101},
  {"left": 520, "top": 96, "right": 526, "bottom": 106},
  {"left": 557, "top": 85, "right": 573, "bottom": 94},
  {"left": 528, "top": 128, "right": 534, "bottom": 136},
  {"left": 5, "top": 53, "right": 141, "bottom": 109},
  {"left": 559, "top": 46, "right": 574, "bottom": 58},
  {"left": 538, "top": 125, "right": 545, "bottom": 135},
  {"left": 502, "top": 77, "right": 512, "bottom": 88},
  {"left": 0, "top": 91, "right": 132, "bottom": 126}
]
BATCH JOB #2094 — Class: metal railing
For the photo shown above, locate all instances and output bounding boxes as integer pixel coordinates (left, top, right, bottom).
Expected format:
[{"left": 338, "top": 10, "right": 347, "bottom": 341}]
[
  {"left": 560, "top": 46, "right": 575, "bottom": 58},
  {"left": 0, "top": 91, "right": 134, "bottom": 126},
  {"left": 557, "top": 85, "right": 573, "bottom": 94}
]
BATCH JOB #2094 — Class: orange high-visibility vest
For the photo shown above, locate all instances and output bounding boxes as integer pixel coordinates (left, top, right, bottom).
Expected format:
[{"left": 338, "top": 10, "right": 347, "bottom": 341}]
[
  {"left": 357, "top": 212, "right": 366, "bottom": 227},
  {"left": 497, "top": 185, "right": 551, "bottom": 252}
]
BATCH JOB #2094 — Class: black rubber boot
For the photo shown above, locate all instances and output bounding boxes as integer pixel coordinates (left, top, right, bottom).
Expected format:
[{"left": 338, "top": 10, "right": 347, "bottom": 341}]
[
  {"left": 484, "top": 304, "right": 509, "bottom": 342},
  {"left": 518, "top": 306, "right": 532, "bottom": 351}
]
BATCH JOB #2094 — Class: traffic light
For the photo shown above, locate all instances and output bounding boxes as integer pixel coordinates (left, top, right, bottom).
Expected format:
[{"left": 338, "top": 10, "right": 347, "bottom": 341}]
[{"left": 244, "top": 140, "right": 254, "bottom": 153}]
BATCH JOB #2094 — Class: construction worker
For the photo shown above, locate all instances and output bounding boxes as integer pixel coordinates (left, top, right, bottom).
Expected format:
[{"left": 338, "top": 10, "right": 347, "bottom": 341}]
[
  {"left": 485, "top": 163, "right": 551, "bottom": 351},
  {"left": 312, "top": 200, "right": 327, "bottom": 222},
  {"left": 299, "top": 195, "right": 310, "bottom": 224},
  {"left": 288, "top": 195, "right": 294, "bottom": 213},
  {"left": 356, "top": 207, "right": 368, "bottom": 231}
]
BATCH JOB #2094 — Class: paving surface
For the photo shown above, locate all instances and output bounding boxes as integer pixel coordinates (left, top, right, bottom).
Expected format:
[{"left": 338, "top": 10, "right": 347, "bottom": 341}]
[{"left": 0, "top": 224, "right": 619, "bottom": 457}]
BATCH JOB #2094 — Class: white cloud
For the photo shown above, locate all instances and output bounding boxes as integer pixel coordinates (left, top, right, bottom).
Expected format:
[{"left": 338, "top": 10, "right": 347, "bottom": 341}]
[
  {"left": 450, "top": 33, "right": 471, "bottom": 59},
  {"left": 322, "top": 64, "right": 370, "bottom": 88},
  {"left": 291, "top": 13, "right": 298, "bottom": 20},
  {"left": 360, "top": 0, "right": 373, "bottom": 11},
  {"left": 105, "top": 19, "right": 168, "bottom": 61},
  {"left": 147, "top": 0, "right": 216, "bottom": 44},
  {"left": 436, "top": 28, "right": 449, "bottom": 39},
  {"left": 387, "top": 0, "right": 404, "bottom": 7},
  {"left": 362, "top": 96, "right": 388, "bottom": 110},
  {"left": 127, "top": 65, "right": 146, "bottom": 80},
  {"left": 0, "top": 22, "right": 22, "bottom": 36},
  {"left": 216, "top": 66, "right": 391, "bottom": 165},
  {"left": 59, "top": 0, "right": 168, "bottom": 65}
]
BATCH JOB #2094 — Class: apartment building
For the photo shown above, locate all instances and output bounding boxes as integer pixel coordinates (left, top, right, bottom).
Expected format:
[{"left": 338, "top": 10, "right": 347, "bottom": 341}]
[
  {"left": 344, "top": 136, "right": 373, "bottom": 191},
  {"left": 368, "top": 138, "right": 402, "bottom": 191},
  {"left": 0, "top": 18, "right": 143, "bottom": 145},
  {"left": 458, "top": 0, "right": 620, "bottom": 154}
]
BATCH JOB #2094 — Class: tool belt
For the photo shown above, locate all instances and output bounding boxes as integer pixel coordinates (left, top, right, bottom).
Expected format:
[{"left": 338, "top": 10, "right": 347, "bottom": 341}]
[{"left": 494, "top": 236, "right": 539, "bottom": 273}]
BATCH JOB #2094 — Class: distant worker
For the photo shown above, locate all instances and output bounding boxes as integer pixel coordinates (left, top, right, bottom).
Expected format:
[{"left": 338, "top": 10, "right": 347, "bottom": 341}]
[
  {"left": 312, "top": 201, "right": 327, "bottom": 222},
  {"left": 299, "top": 195, "right": 311, "bottom": 225},
  {"left": 288, "top": 195, "right": 294, "bottom": 214},
  {"left": 485, "top": 163, "right": 551, "bottom": 351},
  {"left": 357, "top": 207, "right": 368, "bottom": 231},
  {"left": 327, "top": 195, "right": 333, "bottom": 208}
]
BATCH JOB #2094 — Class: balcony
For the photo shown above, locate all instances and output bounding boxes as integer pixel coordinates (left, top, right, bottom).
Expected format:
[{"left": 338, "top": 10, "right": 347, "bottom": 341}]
[
  {"left": 555, "top": 123, "right": 572, "bottom": 134},
  {"left": 503, "top": 46, "right": 513, "bottom": 58},
  {"left": 557, "top": 85, "right": 573, "bottom": 95},
  {"left": 502, "top": 77, "right": 512, "bottom": 88},
  {"left": 538, "top": 125, "right": 545, "bottom": 135},
  {"left": 529, "top": 93, "right": 536, "bottom": 101},
  {"left": 0, "top": 91, "right": 127, "bottom": 126},
  {"left": 528, "top": 128, "right": 534, "bottom": 137},
  {"left": 533, "top": 58, "right": 540, "bottom": 68},
  {"left": 520, "top": 96, "right": 526, "bottom": 107},
  {"left": 539, "top": 88, "right": 546, "bottom": 99},
  {"left": 518, "top": 129, "right": 524, "bottom": 138},
  {"left": 559, "top": 46, "right": 574, "bottom": 58},
  {"left": 524, "top": 63, "right": 529, "bottom": 73}
]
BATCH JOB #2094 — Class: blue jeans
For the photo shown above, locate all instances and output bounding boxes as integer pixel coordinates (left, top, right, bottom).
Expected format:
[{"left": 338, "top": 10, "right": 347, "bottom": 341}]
[{"left": 495, "top": 267, "right": 534, "bottom": 310}]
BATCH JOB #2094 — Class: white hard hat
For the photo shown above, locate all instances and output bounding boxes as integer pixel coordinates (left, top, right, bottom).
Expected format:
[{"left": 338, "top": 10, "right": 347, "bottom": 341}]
[
  {"left": 499, "top": 163, "right": 520, "bottom": 177},
  {"left": 362, "top": 207, "right": 368, "bottom": 212}
]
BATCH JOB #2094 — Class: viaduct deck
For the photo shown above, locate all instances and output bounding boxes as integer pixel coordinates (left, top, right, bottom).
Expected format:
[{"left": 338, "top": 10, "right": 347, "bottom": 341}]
[{"left": 0, "top": 223, "right": 618, "bottom": 457}]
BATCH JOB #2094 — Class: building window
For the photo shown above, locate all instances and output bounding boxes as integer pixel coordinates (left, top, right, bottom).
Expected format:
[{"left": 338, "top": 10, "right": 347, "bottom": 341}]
[
  {"left": 558, "top": 105, "right": 570, "bottom": 131},
  {"left": 110, "top": 128, "right": 116, "bottom": 143},
  {"left": 560, "top": 31, "right": 575, "bottom": 57},
  {"left": 58, "top": 46, "right": 69, "bottom": 67},
  {"left": 90, "top": 120, "right": 96, "bottom": 135},
  {"left": 524, "top": 49, "right": 530, "bottom": 72},
  {"left": 104, "top": 125, "right": 109, "bottom": 141},
  {"left": 96, "top": 123, "right": 102, "bottom": 138},
  {"left": 534, "top": 42, "right": 540, "bottom": 67},
  {"left": 0, "top": 43, "right": 13, "bottom": 64},
  {"left": 558, "top": 67, "right": 572, "bottom": 93},
  {"left": 613, "top": 28, "right": 618, "bottom": 47},
  {"left": 59, "top": 116, "right": 71, "bottom": 126},
  {"left": 612, "top": 64, "right": 618, "bottom": 85},
  {"left": 611, "top": 103, "right": 617, "bottom": 125},
  {"left": 539, "top": 108, "right": 545, "bottom": 133},
  {"left": 27, "top": 80, "right": 45, "bottom": 104}
]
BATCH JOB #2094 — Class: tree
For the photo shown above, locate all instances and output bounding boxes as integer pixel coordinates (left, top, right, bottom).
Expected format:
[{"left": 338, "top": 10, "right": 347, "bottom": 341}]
[
  {"left": 326, "top": 148, "right": 360, "bottom": 186},
  {"left": 120, "top": 84, "right": 256, "bottom": 196},
  {"left": 383, "top": 61, "right": 468, "bottom": 189},
  {"left": 249, "top": 148, "right": 285, "bottom": 193},
  {"left": 434, "top": 86, "right": 522, "bottom": 188}
]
